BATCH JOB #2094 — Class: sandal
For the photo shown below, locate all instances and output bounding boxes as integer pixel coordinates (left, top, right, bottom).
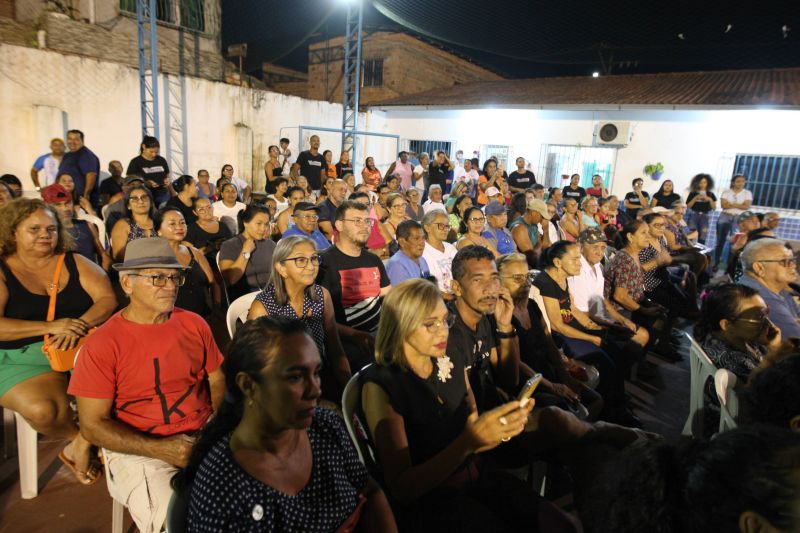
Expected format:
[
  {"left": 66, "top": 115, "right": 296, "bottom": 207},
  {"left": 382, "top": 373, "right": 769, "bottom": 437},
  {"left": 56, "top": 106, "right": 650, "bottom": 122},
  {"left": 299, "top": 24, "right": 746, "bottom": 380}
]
[{"left": 58, "top": 449, "right": 103, "bottom": 486}]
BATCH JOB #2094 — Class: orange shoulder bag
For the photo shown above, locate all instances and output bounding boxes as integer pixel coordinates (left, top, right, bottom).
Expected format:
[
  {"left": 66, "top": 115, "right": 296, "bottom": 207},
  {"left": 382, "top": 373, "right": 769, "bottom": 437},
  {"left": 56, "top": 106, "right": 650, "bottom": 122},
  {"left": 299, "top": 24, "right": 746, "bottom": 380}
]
[{"left": 41, "top": 253, "right": 95, "bottom": 371}]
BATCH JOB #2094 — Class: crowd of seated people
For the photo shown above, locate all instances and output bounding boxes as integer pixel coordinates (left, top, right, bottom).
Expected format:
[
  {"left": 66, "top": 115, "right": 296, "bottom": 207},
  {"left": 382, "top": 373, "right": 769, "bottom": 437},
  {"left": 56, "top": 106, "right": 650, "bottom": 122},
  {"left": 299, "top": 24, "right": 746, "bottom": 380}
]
[{"left": 1, "top": 135, "right": 798, "bottom": 532}]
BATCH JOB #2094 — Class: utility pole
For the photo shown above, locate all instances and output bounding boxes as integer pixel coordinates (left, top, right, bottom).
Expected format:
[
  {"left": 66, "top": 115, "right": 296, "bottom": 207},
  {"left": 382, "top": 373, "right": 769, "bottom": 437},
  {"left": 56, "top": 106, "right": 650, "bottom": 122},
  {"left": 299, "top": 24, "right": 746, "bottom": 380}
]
[
  {"left": 341, "top": 0, "right": 363, "bottom": 166},
  {"left": 136, "top": 0, "right": 159, "bottom": 137}
]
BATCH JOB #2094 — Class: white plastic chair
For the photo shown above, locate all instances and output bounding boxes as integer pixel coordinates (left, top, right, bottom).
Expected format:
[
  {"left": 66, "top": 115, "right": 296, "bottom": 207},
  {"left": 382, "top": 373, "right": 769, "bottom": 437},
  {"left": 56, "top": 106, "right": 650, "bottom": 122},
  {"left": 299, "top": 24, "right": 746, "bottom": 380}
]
[
  {"left": 226, "top": 291, "right": 260, "bottom": 339},
  {"left": 341, "top": 366, "right": 379, "bottom": 468},
  {"left": 99, "top": 449, "right": 126, "bottom": 533},
  {"left": 77, "top": 211, "right": 108, "bottom": 250},
  {"left": 714, "top": 368, "right": 739, "bottom": 433},
  {"left": 682, "top": 332, "right": 719, "bottom": 437},
  {"left": 2, "top": 408, "right": 38, "bottom": 499}
]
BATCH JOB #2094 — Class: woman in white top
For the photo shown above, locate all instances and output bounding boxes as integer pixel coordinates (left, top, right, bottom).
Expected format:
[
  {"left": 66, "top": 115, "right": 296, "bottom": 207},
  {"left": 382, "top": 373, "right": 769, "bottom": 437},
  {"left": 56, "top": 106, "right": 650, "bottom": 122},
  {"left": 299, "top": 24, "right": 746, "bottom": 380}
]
[
  {"left": 714, "top": 174, "right": 753, "bottom": 268},
  {"left": 268, "top": 177, "right": 290, "bottom": 215},
  {"left": 212, "top": 182, "right": 246, "bottom": 231},
  {"left": 420, "top": 209, "right": 458, "bottom": 296}
]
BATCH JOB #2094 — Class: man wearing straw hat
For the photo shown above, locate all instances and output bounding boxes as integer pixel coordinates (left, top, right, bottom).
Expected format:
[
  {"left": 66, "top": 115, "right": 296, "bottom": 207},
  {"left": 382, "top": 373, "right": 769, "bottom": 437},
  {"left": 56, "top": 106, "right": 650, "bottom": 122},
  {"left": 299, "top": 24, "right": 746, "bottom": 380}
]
[{"left": 69, "top": 237, "right": 225, "bottom": 533}]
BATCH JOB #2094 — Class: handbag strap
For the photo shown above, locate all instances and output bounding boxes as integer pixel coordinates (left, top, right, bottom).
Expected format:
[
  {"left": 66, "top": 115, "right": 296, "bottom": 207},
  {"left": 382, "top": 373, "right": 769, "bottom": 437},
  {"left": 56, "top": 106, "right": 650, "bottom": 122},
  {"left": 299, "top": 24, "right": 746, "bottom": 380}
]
[{"left": 46, "top": 253, "right": 67, "bottom": 322}]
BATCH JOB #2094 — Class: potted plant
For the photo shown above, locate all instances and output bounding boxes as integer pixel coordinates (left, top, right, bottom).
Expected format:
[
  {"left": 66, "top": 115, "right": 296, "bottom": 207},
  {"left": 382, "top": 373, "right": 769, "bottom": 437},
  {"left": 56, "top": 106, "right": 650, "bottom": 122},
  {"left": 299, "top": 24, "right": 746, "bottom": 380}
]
[{"left": 644, "top": 162, "right": 665, "bottom": 180}]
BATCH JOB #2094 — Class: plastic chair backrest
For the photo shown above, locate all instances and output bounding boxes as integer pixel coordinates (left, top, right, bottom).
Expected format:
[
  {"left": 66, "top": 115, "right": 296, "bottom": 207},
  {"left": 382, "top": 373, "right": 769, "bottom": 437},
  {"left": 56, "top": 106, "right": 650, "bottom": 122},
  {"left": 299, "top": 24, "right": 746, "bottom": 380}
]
[
  {"left": 341, "top": 366, "right": 379, "bottom": 469},
  {"left": 714, "top": 368, "right": 739, "bottom": 433},
  {"left": 216, "top": 251, "right": 231, "bottom": 309},
  {"left": 226, "top": 291, "right": 260, "bottom": 339},
  {"left": 78, "top": 212, "right": 108, "bottom": 249},
  {"left": 682, "top": 332, "right": 719, "bottom": 437}
]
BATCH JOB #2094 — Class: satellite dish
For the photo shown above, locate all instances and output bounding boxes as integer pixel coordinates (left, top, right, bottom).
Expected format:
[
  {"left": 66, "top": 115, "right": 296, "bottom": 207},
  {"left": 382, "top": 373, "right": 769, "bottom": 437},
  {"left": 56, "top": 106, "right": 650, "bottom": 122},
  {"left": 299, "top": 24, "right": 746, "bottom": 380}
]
[{"left": 599, "top": 123, "right": 619, "bottom": 143}]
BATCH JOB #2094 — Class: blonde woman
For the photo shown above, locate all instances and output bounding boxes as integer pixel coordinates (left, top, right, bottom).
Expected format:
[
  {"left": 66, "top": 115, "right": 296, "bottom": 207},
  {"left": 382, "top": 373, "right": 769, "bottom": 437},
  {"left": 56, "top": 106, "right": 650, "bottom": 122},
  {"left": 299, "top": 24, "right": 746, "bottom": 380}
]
[{"left": 361, "top": 279, "right": 563, "bottom": 531}]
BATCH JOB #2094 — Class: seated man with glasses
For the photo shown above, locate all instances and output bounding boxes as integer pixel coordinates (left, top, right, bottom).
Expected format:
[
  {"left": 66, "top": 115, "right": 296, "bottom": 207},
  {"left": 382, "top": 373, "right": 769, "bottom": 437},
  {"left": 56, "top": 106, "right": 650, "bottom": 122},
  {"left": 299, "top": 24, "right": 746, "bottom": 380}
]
[
  {"left": 739, "top": 238, "right": 800, "bottom": 339},
  {"left": 317, "top": 200, "right": 391, "bottom": 370},
  {"left": 280, "top": 201, "right": 331, "bottom": 251},
  {"left": 69, "top": 237, "right": 225, "bottom": 533}
]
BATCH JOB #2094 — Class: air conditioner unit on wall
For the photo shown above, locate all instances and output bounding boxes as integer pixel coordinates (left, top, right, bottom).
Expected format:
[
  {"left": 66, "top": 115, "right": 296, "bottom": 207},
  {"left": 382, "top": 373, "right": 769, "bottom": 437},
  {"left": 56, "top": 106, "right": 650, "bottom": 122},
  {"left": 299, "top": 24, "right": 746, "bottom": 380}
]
[{"left": 594, "top": 121, "right": 632, "bottom": 146}]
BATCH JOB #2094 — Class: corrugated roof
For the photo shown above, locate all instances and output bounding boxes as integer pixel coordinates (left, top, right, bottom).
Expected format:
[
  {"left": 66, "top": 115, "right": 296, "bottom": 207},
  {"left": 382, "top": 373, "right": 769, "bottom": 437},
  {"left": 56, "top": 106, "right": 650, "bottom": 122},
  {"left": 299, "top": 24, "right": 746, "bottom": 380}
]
[{"left": 370, "top": 68, "right": 800, "bottom": 109}]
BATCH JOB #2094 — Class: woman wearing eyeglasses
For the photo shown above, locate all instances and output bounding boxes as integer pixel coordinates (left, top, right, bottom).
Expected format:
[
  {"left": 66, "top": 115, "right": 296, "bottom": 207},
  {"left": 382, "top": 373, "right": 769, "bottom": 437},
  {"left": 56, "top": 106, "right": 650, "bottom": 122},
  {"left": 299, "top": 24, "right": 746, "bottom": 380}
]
[
  {"left": 185, "top": 197, "right": 233, "bottom": 259},
  {"left": 361, "top": 279, "right": 581, "bottom": 532},
  {"left": 155, "top": 207, "right": 218, "bottom": 317},
  {"left": 219, "top": 204, "right": 275, "bottom": 301},
  {"left": 379, "top": 193, "right": 409, "bottom": 258},
  {"left": 693, "top": 283, "right": 783, "bottom": 436},
  {"left": 456, "top": 206, "right": 500, "bottom": 257},
  {"left": 110, "top": 185, "right": 156, "bottom": 262},
  {"left": 248, "top": 236, "right": 351, "bottom": 404}
]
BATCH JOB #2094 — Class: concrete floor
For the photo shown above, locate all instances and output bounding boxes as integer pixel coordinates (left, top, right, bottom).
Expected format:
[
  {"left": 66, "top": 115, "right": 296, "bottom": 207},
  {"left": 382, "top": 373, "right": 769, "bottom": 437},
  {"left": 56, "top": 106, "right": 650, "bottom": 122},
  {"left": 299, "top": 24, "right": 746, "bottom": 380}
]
[{"left": 0, "top": 326, "right": 690, "bottom": 532}]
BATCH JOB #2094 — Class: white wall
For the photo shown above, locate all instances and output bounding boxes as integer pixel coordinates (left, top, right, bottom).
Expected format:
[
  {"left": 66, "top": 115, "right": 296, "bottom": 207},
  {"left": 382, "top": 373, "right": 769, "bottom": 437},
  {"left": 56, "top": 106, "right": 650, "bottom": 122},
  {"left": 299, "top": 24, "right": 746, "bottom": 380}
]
[
  {"left": 0, "top": 44, "right": 393, "bottom": 192},
  {"left": 379, "top": 107, "right": 800, "bottom": 201}
]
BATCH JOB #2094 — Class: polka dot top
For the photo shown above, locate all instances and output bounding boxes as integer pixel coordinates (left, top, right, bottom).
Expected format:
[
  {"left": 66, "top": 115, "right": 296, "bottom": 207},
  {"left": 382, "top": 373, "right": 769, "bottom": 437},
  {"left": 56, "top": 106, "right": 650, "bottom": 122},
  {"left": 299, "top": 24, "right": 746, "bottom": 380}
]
[
  {"left": 187, "top": 408, "right": 369, "bottom": 532},
  {"left": 255, "top": 283, "right": 326, "bottom": 361}
]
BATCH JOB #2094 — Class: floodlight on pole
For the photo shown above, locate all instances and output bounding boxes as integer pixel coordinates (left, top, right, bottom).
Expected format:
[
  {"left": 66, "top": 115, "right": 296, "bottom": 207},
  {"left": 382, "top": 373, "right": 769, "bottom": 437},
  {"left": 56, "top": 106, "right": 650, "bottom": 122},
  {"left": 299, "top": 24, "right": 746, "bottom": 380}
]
[{"left": 592, "top": 71, "right": 600, "bottom": 78}]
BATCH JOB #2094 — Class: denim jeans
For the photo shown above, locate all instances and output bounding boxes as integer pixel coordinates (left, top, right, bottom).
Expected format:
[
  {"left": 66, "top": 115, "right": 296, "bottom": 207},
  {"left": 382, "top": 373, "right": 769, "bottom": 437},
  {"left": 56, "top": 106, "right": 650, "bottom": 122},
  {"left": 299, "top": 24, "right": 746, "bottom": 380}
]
[
  {"left": 714, "top": 212, "right": 736, "bottom": 266},
  {"left": 686, "top": 210, "right": 710, "bottom": 244}
]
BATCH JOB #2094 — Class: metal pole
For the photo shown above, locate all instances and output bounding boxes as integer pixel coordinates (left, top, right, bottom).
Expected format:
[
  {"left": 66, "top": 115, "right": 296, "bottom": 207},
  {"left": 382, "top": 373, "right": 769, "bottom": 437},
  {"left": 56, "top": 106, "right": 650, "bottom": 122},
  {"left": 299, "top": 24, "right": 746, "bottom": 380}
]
[{"left": 148, "top": 0, "right": 160, "bottom": 138}]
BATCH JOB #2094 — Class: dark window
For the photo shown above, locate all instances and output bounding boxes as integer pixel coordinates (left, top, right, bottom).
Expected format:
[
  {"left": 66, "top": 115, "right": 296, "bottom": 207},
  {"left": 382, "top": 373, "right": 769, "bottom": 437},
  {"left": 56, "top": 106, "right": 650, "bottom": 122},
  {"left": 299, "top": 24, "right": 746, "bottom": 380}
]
[
  {"left": 180, "top": 0, "right": 204, "bottom": 31},
  {"left": 363, "top": 58, "right": 384, "bottom": 87},
  {"left": 120, "top": 0, "right": 187, "bottom": 26},
  {"left": 733, "top": 154, "right": 800, "bottom": 210}
]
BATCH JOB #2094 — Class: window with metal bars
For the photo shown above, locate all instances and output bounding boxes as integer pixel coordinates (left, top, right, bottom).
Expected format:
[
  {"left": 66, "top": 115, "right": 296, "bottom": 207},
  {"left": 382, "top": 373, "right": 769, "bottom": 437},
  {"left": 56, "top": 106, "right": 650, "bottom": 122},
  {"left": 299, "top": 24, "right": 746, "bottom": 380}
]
[
  {"left": 120, "top": 0, "right": 205, "bottom": 30},
  {"left": 363, "top": 59, "right": 384, "bottom": 87},
  {"left": 732, "top": 154, "right": 800, "bottom": 210}
]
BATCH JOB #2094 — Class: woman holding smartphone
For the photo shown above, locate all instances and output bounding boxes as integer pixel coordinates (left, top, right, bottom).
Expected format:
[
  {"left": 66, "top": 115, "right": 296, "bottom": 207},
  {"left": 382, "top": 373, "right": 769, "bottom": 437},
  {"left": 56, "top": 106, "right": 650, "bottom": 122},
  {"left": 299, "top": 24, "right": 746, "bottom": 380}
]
[
  {"left": 361, "top": 279, "right": 580, "bottom": 532},
  {"left": 685, "top": 173, "right": 717, "bottom": 245}
]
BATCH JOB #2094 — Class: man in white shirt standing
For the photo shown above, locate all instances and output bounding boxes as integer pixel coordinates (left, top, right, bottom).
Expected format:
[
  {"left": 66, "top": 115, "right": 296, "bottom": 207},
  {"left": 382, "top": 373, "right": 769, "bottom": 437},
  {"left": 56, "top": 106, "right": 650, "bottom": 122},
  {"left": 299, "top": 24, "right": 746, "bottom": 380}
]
[
  {"left": 568, "top": 227, "right": 649, "bottom": 349},
  {"left": 30, "top": 138, "right": 66, "bottom": 190}
]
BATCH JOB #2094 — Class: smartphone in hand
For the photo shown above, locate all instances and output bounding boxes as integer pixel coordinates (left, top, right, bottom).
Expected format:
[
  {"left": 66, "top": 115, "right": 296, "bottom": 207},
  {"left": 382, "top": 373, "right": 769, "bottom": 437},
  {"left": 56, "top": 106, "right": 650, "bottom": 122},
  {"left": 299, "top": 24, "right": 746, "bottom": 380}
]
[{"left": 517, "top": 373, "right": 543, "bottom": 407}]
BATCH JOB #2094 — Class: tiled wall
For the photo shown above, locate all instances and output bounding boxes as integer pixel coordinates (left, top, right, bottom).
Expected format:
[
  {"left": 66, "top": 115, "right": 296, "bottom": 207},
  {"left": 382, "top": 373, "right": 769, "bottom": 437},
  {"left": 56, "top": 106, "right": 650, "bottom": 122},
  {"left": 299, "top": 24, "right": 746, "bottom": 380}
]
[{"left": 704, "top": 210, "right": 800, "bottom": 250}]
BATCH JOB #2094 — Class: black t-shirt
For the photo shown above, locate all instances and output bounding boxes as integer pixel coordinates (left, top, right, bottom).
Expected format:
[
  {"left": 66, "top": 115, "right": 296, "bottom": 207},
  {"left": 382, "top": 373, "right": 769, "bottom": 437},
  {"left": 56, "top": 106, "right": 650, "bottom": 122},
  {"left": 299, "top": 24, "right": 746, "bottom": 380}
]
[
  {"left": 624, "top": 191, "right": 651, "bottom": 218},
  {"left": 166, "top": 196, "right": 198, "bottom": 224},
  {"left": 126, "top": 155, "right": 170, "bottom": 196},
  {"left": 563, "top": 185, "right": 586, "bottom": 204},
  {"left": 533, "top": 271, "right": 583, "bottom": 331},
  {"left": 186, "top": 221, "right": 233, "bottom": 253},
  {"left": 508, "top": 170, "right": 536, "bottom": 190},
  {"left": 651, "top": 192, "right": 681, "bottom": 208},
  {"left": 362, "top": 359, "right": 470, "bottom": 466},
  {"left": 99, "top": 177, "right": 123, "bottom": 200},
  {"left": 686, "top": 191, "right": 717, "bottom": 213},
  {"left": 446, "top": 304, "right": 503, "bottom": 411},
  {"left": 296, "top": 150, "right": 326, "bottom": 190},
  {"left": 428, "top": 161, "right": 450, "bottom": 189},
  {"left": 512, "top": 299, "right": 556, "bottom": 379},
  {"left": 316, "top": 245, "right": 389, "bottom": 333},
  {"left": 335, "top": 162, "right": 354, "bottom": 179}
]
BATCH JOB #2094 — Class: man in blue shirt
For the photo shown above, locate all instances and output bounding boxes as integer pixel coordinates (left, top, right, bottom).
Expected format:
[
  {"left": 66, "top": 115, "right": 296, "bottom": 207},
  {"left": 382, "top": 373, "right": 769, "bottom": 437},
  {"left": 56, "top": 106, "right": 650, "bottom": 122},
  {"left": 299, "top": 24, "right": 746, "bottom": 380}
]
[
  {"left": 281, "top": 202, "right": 331, "bottom": 251},
  {"left": 482, "top": 201, "right": 515, "bottom": 255},
  {"left": 386, "top": 220, "right": 430, "bottom": 285},
  {"left": 738, "top": 238, "right": 800, "bottom": 339},
  {"left": 58, "top": 129, "right": 100, "bottom": 207}
]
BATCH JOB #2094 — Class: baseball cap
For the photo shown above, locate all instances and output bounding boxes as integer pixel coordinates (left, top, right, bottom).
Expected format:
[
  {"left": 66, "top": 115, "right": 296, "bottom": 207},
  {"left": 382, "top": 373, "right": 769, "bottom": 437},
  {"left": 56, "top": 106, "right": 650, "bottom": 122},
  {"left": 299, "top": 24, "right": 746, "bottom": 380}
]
[
  {"left": 485, "top": 186, "right": 501, "bottom": 197},
  {"left": 651, "top": 206, "right": 671, "bottom": 214},
  {"left": 41, "top": 183, "right": 71, "bottom": 204},
  {"left": 737, "top": 210, "right": 757, "bottom": 224},
  {"left": 484, "top": 201, "right": 507, "bottom": 216},
  {"left": 292, "top": 201, "right": 321, "bottom": 213},
  {"left": 578, "top": 227, "right": 606, "bottom": 244},
  {"left": 123, "top": 175, "right": 145, "bottom": 186},
  {"left": 526, "top": 199, "right": 549, "bottom": 219}
]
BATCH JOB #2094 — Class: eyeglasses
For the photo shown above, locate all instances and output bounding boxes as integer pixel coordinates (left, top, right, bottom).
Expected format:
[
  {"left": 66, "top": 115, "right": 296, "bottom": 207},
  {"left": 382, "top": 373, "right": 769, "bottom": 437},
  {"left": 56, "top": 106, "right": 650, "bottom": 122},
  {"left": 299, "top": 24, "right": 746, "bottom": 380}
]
[
  {"left": 421, "top": 314, "right": 456, "bottom": 332},
  {"left": 282, "top": 255, "right": 321, "bottom": 268},
  {"left": 430, "top": 222, "right": 449, "bottom": 231},
  {"left": 129, "top": 195, "right": 150, "bottom": 203},
  {"left": 758, "top": 258, "right": 797, "bottom": 268},
  {"left": 500, "top": 274, "right": 529, "bottom": 284},
  {"left": 195, "top": 206, "right": 211, "bottom": 212},
  {"left": 342, "top": 218, "right": 375, "bottom": 227},
  {"left": 391, "top": 203, "right": 407, "bottom": 209},
  {"left": 128, "top": 273, "right": 186, "bottom": 287},
  {"left": 468, "top": 217, "right": 486, "bottom": 224},
  {"left": 293, "top": 214, "right": 319, "bottom": 221},
  {"left": 650, "top": 223, "right": 665, "bottom": 229}
]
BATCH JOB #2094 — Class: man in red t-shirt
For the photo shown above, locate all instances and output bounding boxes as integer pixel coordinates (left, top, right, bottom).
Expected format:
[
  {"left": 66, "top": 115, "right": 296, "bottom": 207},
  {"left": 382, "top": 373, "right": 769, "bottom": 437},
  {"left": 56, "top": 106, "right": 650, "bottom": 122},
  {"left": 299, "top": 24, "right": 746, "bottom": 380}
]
[{"left": 69, "top": 238, "right": 224, "bottom": 533}]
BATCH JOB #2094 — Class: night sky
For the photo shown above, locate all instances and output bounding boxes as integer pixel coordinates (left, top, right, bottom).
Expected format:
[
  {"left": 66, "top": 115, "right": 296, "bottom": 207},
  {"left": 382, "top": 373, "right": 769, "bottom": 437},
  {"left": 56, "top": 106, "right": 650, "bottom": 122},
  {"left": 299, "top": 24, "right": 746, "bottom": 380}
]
[{"left": 222, "top": 0, "right": 800, "bottom": 79}]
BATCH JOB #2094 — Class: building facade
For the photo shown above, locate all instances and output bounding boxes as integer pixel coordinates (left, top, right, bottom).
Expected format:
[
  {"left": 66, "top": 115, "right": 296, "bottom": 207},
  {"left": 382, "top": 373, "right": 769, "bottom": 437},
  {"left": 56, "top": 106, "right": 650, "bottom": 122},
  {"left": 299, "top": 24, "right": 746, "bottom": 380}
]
[{"left": 302, "top": 31, "right": 502, "bottom": 105}]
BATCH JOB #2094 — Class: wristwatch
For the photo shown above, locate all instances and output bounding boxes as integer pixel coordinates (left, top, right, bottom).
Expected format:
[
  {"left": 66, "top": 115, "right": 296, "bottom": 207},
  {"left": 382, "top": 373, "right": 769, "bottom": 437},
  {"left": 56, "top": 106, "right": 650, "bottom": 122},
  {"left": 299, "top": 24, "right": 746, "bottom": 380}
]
[{"left": 241, "top": 251, "right": 251, "bottom": 260}]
